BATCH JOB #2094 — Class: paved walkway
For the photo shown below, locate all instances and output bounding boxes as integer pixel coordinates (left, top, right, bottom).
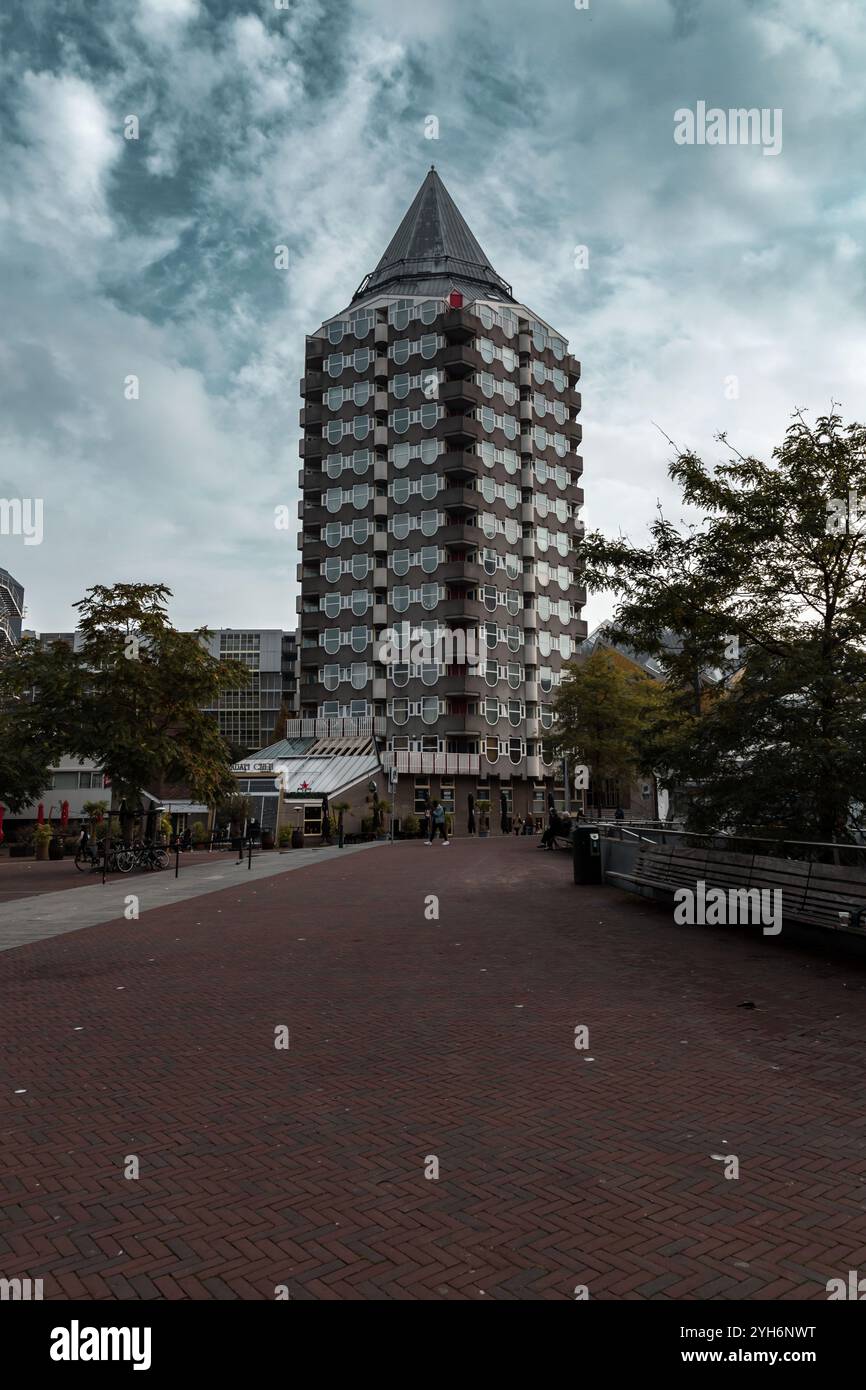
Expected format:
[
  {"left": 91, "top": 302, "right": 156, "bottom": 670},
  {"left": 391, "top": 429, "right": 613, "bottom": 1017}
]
[
  {"left": 0, "top": 844, "right": 380, "bottom": 952},
  {"left": 0, "top": 851, "right": 241, "bottom": 905},
  {"left": 2, "top": 837, "right": 866, "bottom": 1300}
]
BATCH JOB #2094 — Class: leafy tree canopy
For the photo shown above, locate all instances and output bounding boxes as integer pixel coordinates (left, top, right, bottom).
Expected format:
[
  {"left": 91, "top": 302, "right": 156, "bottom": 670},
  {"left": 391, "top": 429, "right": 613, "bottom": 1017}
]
[
  {"left": 0, "top": 583, "right": 249, "bottom": 811},
  {"left": 580, "top": 411, "right": 866, "bottom": 840}
]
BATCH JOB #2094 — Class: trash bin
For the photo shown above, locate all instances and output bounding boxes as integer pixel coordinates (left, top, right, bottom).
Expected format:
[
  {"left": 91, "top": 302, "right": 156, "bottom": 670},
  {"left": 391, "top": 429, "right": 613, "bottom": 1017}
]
[{"left": 573, "top": 824, "right": 602, "bottom": 885}]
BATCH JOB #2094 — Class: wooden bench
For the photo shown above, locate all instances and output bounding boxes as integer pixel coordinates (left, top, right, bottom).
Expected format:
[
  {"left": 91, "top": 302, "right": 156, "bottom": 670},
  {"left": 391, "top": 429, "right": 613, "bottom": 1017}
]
[{"left": 606, "top": 843, "right": 866, "bottom": 935}]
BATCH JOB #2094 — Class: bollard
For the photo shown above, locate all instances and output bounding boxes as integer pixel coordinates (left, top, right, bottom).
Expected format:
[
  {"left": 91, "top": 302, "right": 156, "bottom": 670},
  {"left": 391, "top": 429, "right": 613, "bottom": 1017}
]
[{"left": 175, "top": 845, "right": 180, "bottom": 879}]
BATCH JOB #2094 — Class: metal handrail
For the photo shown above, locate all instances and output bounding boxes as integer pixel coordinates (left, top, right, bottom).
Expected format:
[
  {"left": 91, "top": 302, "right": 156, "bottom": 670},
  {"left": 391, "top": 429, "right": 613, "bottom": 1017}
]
[{"left": 594, "top": 821, "right": 866, "bottom": 861}]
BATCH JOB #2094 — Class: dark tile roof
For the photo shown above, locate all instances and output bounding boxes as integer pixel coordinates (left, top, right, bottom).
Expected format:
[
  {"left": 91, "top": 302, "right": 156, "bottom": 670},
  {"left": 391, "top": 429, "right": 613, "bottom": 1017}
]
[{"left": 352, "top": 168, "right": 514, "bottom": 304}]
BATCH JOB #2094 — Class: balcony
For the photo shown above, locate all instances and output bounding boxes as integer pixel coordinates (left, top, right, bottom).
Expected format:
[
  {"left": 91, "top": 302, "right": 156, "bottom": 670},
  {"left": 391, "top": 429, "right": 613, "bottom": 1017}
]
[
  {"left": 440, "top": 378, "right": 485, "bottom": 412},
  {"left": 441, "top": 485, "right": 479, "bottom": 515},
  {"left": 437, "top": 559, "right": 483, "bottom": 586},
  {"left": 442, "top": 414, "right": 482, "bottom": 449},
  {"left": 438, "top": 596, "right": 486, "bottom": 622},
  {"left": 441, "top": 450, "right": 479, "bottom": 483},
  {"left": 442, "top": 307, "right": 477, "bottom": 343},
  {"left": 299, "top": 403, "right": 323, "bottom": 429},
  {"left": 300, "top": 371, "right": 324, "bottom": 398},
  {"left": 441, "top": 343, "right": 483, "bottom": 377},
  {"left": 439, "top": 522, "right": 477, "bottom": 549},
  {"left": 305, "top": 335, "right": 326, "bottom": 366},
  {"left": 300, "top": 435, "right": 323, "bottom": 460}
]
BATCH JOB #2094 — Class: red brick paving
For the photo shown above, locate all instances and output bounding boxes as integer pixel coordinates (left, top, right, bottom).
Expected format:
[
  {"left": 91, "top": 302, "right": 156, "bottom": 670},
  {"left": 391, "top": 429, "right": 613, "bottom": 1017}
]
[
  {"left": 2, "top": 837, "right": 866, "bottom": 1300},
  {"left": 0, "top": 850, "right": 242, "bottom": 903}
]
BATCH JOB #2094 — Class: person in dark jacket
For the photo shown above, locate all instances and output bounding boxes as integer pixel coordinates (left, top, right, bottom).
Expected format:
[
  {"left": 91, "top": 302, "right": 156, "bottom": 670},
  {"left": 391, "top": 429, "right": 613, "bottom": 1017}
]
[
  {"left": 429, "top": 800, "right": 449, "bottom": 844},
  {"left": 539, "top": 808, "right": 561, "bottom": 850}
]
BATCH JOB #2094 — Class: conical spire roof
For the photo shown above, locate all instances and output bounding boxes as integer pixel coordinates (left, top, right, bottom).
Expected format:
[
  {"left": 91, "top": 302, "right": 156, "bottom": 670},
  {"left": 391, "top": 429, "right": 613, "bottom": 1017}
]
[{"left": 352, "top": 168, "right": 513, "bottom": 304}]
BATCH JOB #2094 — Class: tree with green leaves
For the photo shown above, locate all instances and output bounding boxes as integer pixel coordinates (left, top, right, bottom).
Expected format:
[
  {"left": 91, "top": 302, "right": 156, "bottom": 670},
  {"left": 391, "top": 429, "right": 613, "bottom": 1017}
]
[
  {"left": 581, "top": 410, "right": 866, "bottom": 840},
  {"left": 0, "top": 636, "right": 81, "bottom": 811},
  {"left": 0, "top": 584, "right": 249, "bottom": 814},
  {"left": 554, "top": 645, "right": 669, "bottom": 804}
]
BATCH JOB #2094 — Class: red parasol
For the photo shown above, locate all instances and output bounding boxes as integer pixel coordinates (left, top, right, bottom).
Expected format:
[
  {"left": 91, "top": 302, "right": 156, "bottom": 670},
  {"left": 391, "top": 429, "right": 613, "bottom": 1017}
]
[
  {"left": 0, "top": 805, "right": 4, "bottom": 846},
  {"left": 60, "top": 800, "right": 70, "bottom": 829},
  {"left": 37, "top": 803, "right": 45, "bottom": 825}
]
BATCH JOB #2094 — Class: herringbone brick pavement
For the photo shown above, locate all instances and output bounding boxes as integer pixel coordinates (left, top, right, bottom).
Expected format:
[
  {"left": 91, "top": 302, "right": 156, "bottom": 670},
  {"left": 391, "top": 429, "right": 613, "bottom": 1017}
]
[{"left": 2, "top": 838, "right": 866, "bottom": 1299}]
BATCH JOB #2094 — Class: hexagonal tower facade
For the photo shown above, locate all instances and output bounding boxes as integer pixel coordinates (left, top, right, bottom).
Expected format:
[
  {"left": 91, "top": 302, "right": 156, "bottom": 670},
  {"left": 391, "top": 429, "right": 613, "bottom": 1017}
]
[{"left": 296, "top": 168, "right": 586, "bottom": 828}]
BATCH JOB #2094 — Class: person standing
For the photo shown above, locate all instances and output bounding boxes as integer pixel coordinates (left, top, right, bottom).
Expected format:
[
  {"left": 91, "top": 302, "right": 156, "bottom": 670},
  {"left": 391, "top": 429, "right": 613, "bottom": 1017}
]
[{"left": 422, "top": 802, "right": 433, "bottom": 844}]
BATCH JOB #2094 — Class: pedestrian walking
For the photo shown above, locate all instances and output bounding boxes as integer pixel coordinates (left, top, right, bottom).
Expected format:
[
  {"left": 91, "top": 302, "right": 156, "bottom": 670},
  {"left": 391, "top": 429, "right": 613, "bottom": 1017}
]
[{"left": 428, "top": 800, "right": 449, "bottom": 844}]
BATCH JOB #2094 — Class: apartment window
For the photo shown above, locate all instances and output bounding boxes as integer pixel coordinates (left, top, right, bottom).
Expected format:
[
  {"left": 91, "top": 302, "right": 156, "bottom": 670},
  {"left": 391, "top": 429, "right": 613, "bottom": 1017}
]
[
  {"left": 51, "top": 771, "right": 80, "bottom": 789},
  {"left": 414, "top": 779, "right": 431, "bottom": 813},
  {"left": 440, "top": 782, "right": 455, "bottom": 813}
]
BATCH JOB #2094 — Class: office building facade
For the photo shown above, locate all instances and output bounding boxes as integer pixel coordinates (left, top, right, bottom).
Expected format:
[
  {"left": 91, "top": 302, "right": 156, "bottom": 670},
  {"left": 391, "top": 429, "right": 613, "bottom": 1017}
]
[{"left": 201, "top": 628, "right": 297, "bottom": 752}]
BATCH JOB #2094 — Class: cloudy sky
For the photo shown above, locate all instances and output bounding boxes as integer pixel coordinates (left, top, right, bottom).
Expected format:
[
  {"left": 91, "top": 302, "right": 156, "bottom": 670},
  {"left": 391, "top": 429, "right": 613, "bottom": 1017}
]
[{"left": 1, "top": 0, "right": 864, "bottom": 634}]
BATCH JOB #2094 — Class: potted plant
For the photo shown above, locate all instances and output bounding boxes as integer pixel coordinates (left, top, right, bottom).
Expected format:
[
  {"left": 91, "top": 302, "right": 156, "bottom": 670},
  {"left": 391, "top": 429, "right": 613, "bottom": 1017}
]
[
  {"left": 291, "top": 825, "right": 305, "bottom": 849},
  {"left": 403, "top": 812, "right": 419, "bottom": 839},
  {"left": 476, "top": 800, "right": 491, "bottom": 838},
  {"left": 278, "top": 825, "right": 293, "bottom": 850},
  {"left": 261, "top": 828, "right": 275, "bottom": 850},
  {"left": 34, "top": 823, "right": 53, "bottom": 862},
  {"left": 48, "top": 834, "right": 64, "bottom": 861}
]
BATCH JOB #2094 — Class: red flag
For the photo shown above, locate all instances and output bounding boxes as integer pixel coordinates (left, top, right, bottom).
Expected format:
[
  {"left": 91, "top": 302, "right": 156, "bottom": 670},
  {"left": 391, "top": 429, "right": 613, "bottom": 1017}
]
[
  {"left": 37, "top": 803, "right": 45, "bottom": 825},
  {"left": 60, "top": 800, "right": 70, "bottom": 829}
]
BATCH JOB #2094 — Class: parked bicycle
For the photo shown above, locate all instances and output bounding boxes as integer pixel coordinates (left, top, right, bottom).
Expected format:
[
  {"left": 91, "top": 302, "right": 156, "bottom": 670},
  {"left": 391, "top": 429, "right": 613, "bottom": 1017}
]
[
  {"left": 129, "top": 839, "right": 169, "bottom": 872},
  {"left": 74, "top": 839, "right": 134, "bottom": 873}
]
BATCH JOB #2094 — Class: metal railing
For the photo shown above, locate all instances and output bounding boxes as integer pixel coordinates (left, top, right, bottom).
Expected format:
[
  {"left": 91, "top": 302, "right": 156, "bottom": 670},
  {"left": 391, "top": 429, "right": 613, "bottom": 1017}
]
[{"left": 597, "top": 821, "right": 866, "bottom": 866}]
